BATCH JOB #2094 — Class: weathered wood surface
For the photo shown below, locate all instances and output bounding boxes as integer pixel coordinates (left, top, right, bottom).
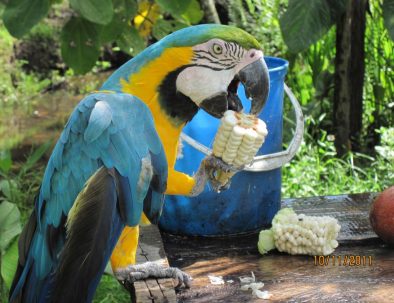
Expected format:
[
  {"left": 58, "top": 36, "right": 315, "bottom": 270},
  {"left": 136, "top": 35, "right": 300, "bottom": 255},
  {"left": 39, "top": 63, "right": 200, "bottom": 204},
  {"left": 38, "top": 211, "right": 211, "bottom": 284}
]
[
  {"left": 161, "top": 193, "right": 394, "bottom": 302},
  {"left": 282, "top": 193, "right": 379, "bottom": 241},
  {"left": 134, "top": 225, "right": 177, "bottom": 303}
]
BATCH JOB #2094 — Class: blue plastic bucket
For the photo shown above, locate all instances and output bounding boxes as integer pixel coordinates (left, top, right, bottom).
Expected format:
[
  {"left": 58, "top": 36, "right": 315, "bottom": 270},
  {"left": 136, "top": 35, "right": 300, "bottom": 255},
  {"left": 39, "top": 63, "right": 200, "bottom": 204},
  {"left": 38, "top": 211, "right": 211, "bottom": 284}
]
[{"left": 159, "top": 57, "right": 290, "bottom": 236}]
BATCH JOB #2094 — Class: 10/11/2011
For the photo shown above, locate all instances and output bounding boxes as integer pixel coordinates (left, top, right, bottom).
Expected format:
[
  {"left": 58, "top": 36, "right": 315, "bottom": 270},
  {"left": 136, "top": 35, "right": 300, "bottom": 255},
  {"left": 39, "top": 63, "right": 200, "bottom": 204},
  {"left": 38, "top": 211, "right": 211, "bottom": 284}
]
[{"left": 314, "top": 255, "right": 373, "bottom": 266}]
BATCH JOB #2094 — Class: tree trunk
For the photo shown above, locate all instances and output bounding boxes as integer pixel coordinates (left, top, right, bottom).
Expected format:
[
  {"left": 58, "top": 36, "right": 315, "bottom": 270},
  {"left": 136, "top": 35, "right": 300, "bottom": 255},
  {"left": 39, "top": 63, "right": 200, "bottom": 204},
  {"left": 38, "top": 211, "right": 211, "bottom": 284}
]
[
  {"left": 199, "top": 0, "right": 221, "bottom": 24},
  {"left": 333, "top": 0, "right": 368, "bottom": 156}
]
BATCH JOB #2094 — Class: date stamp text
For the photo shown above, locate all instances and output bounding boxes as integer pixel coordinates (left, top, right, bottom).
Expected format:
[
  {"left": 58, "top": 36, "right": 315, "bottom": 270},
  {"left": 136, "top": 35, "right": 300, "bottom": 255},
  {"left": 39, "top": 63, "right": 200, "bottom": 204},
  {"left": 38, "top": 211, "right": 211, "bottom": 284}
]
[{"left": 314, "top": 255, "right": 373, "bottom": 266}]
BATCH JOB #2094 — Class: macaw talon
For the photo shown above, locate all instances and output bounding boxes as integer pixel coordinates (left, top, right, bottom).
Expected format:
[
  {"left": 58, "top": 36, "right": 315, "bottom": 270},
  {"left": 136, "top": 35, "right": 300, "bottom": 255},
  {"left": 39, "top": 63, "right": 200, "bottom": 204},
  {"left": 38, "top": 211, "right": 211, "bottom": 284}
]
[
  {"left": 191, "top": 155, "right": 244, "bottom": 196},
  {"left": 209, "top": 176, "right": 232, "bottom": 193},
  {"left": 204, "top": 155, "right": 242, "bottom": 174},
  {"left": 204, "top": 156, "right": 244, "bottom": 192},
  {"left": 115, "top": 262, "right": 192, "bottom": 289}
]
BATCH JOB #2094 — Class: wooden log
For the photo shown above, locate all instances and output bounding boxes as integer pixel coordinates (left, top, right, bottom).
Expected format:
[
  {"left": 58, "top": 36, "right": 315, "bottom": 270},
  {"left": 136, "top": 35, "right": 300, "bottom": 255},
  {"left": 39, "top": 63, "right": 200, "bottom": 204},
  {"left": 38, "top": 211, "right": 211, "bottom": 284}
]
[
  {"left": 162, "top": 193, "right": 394, "bottom": 303},
  {"left": 134, "top": 225, "right": 177, "bottom": 303}
]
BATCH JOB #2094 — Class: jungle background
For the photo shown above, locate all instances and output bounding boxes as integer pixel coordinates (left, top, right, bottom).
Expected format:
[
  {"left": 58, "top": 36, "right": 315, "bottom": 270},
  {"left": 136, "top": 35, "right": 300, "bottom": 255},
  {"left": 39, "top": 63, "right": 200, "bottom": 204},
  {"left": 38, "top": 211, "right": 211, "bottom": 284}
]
[{"left": 0, "top": 0, "right": 393, "bottom": 301}]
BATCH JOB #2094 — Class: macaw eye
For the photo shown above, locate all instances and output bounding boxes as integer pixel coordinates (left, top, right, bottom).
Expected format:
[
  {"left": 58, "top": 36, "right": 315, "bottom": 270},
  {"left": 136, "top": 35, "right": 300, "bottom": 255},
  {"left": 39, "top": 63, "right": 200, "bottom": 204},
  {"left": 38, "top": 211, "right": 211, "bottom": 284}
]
[{"left": 212, "top": 43, "right": 223, "bottom": 55}]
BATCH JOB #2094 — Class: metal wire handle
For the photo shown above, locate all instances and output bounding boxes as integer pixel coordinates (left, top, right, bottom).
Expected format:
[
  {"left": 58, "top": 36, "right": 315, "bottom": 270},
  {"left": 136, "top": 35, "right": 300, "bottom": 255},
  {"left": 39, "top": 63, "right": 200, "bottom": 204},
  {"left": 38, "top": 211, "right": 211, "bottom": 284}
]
[{"left": 180, "top": 84, "right": 304, "bottom": 172}]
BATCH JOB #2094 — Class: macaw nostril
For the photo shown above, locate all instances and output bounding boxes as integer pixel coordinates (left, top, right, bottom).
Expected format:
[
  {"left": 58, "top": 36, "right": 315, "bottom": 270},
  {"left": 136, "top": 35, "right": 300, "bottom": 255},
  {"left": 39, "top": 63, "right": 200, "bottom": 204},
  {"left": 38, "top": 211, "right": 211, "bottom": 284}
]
[{"left": 250, "top": 52, "right": 255, "bottom": 58}]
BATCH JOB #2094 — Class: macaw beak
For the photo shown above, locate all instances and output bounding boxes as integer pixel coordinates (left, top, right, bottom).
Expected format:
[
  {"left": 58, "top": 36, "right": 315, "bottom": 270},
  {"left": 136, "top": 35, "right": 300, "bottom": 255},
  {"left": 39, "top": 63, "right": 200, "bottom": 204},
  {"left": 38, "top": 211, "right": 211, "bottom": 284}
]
[{"left": 199, "top": 58, "right": 270, "bottom": 118}]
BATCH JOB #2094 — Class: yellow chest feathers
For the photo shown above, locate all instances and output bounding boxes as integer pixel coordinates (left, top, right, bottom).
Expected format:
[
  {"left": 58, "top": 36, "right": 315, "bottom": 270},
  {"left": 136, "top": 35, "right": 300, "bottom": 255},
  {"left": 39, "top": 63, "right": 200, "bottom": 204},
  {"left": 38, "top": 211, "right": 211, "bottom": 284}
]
[{"left": 120, "top": 46, "right": 194, "bottom": 168}]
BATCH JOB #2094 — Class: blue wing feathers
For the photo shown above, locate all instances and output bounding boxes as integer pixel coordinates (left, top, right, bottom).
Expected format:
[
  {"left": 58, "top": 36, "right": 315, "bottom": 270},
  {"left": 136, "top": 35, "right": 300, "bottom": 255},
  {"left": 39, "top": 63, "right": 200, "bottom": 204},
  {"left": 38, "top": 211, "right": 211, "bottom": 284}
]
[
  {"left": 10, "top": 92, "right": 168, "bottom": 303},
  {"left": 84, "top": 101, "right": 112, "bottom": 142}
]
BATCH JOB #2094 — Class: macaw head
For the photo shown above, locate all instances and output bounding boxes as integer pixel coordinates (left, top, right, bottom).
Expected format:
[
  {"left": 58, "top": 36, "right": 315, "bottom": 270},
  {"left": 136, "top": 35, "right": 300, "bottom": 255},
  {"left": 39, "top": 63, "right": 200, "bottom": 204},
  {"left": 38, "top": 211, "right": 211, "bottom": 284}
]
[
  {"left": 169, "top": 25, "right": 270, "bottom": 118},
  {"left": 103, "top": 24, "right": 270, "bottom": 122}
]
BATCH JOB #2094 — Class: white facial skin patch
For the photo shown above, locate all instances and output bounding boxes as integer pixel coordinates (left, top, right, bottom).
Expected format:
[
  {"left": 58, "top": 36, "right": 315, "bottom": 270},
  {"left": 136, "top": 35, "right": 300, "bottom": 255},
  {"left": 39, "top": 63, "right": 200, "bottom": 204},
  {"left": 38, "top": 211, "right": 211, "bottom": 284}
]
[
  {"left": 176, "top": 39, "right": 263, "bottom": 106},
  {"left": 176, "top": 67, "right": 234, "bottom": 105}
]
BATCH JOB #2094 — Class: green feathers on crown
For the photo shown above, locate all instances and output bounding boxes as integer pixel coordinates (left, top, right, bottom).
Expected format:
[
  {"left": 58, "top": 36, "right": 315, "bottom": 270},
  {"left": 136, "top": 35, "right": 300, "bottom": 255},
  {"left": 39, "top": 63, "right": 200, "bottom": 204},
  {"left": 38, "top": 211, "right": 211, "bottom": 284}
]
[{"left": 162, "top": 24, "right": 262, "bottom": 50}]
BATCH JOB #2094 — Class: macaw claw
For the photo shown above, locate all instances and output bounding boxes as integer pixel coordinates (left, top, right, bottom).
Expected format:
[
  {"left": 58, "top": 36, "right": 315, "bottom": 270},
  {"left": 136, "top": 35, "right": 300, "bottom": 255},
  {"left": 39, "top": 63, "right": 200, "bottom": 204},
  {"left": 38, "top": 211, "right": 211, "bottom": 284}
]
[
  {"left": 204, "top": 155, "right": 242, "bottom": 174},
  {"left": 204, "top": 155, "right": 243, "bottom": 192},
  {"left": 115, "top": 262, "right": 192, "bottom": 289},
  {"left": 190, "top": 155, "right": 243, "bottom": 196}
]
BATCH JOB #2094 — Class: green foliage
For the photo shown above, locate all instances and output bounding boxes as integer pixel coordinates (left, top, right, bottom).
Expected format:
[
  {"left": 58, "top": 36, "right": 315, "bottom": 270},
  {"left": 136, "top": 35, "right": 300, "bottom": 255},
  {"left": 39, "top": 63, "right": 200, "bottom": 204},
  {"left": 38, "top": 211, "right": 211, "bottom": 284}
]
[
  {"left": 1, "top": 0, "right": 204, "bottom": 74},
  {"left": 0, "top": 201, "right": 21, "bottom": 252},
  {"left": 375, "top": 127, "right": 394, "bottom": 161},
  {"left": 1, "top": 238, "right": 18, "bottom": 290},
  {"left": 2, "top": 0, "right": 50, "bottom": 38},
  {"left": 0, "top": 151, "right": 12, "bottom": 173},
  {"left": 0, "top": 143, "right": 50, "bottom": 217},
  {"left": 363, "top": 0, "right": 394, "bottom": 140},
  {"left": 279, "top": 0, "right": 393, "bottom": 54},
  {"left": 181, "top": 0, "right": 204, "bottom": 24},
  {"left": 61, "top": 17, "right": 101, "bottom": 74},
  {"left": 0, "top": 24, "right": 55, "bottom": 126},
  {"left": 70, "top": 0, "right": 114, "bottom": 25},
  {"left": 156, "top": 0, "right": 192, "bottom": 18},
  {"left": 383, "top": 0, "right": 394, "bottom": 40},
  {"left": 116, "top": 25, "right": 146, "bottom": 55},
  {"left": 243, "top": 0, "right": 394, "bottom": 156},
  {"left": 280, "top": 0, "right": 334, "bottom": 53},
  {"left": 0, "top": 143, "right": 50, "bottom": 296},
  {"left": 228, "top": 0, "right": 286, "bottom": 56},
  {"left": 282, "top": 116, "right": 394, "bottom": 198},
  {"left": 99, "top": 17, "right": 126, "bottom": 44},
  {"left": 93, "top": 274, "right": 130, "bottom": 303},
  {"left": 0, "top": 201, "right": 22, "bottom": 293}
]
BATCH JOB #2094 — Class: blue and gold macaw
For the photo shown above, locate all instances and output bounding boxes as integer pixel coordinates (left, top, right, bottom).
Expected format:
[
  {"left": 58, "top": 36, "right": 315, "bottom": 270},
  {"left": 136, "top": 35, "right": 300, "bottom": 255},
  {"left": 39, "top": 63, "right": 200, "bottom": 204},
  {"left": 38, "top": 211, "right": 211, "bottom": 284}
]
[{"left": 9, "top": 24, "right": 269, "bottom": 303}]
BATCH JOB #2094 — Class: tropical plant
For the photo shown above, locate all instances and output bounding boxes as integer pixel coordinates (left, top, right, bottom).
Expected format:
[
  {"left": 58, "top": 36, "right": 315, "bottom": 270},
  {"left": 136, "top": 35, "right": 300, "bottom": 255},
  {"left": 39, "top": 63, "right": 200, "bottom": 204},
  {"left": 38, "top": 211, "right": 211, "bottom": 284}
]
[
  {"left": 0, "top": 143, "right": 50, "bottom": 300},
  {"left": 1, "top": 0, "right": 204, "bottom": 74},
  {"left": 282, "top": 116, "right": 394, "bottom": 198},
  {"left": 0, "top": 201, "right": 21, "bottom": 299},
  {"left": 279, "top": 0, "right": 394, "bottom": 155}
]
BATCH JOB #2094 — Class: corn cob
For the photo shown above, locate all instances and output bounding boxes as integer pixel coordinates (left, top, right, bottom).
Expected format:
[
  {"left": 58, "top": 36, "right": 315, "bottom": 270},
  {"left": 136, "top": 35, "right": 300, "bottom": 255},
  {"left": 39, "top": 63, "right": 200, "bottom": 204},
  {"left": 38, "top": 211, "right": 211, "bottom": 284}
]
[
  {"left": 212, "top": 110, "right": 268, "bottom": 185},
  {"left": 258, "top": 208, "right": 341, "bottom": 256}
]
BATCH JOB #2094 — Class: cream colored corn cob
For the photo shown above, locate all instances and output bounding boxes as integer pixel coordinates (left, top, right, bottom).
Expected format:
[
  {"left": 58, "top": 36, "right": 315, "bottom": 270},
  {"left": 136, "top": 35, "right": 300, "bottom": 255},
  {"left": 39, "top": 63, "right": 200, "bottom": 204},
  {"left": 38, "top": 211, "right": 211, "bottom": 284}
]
[
  {"left": 212, "top": 110, "right": 268, "bottom": 185},
  {"left": 258, "top": 208, "right": 341, "bottom": 256}
]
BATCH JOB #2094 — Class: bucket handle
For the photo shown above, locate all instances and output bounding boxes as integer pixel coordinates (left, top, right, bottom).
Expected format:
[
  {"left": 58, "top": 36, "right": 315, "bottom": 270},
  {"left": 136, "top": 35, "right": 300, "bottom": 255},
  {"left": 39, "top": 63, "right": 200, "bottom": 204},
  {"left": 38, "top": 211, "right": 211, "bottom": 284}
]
[{"left": 180, "top": 84, "right": 304, "bottom": 172}]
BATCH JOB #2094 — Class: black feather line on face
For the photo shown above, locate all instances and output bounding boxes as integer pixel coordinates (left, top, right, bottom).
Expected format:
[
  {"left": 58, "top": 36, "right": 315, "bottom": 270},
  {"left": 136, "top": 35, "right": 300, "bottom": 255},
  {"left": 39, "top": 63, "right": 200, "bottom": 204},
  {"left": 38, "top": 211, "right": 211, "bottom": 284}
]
[
  {"left": 50, "top": 167, "right": 124, "bottom": 303},
  {"left": 191, "top": 63, "right": 237, "bottom": 71},
  {"left": 224, "top": 42, "right": 230, "bottom": 52},
  {"left": 158, "top": 66, "right": 199, "bottom": 125},
  {"left": 235, "top": 44, "right": 241, "bottom": 58},
  {"left": 194, "top": 49, "right": 217, "bottom": 59},
  {"left": 193, "top": 54, "right": 236, "bottom": 68}
]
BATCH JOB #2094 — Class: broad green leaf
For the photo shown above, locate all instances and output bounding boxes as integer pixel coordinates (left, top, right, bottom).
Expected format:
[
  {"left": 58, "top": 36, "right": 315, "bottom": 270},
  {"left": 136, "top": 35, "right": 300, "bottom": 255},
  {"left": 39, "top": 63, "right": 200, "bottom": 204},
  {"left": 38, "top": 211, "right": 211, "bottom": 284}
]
[
  {"left": 0, "top": 150, "right": 12, "bottom": 173},
  {"left": 0, "top": 201, "right": 21, "bottom": 252},
  {"left": 1, "top": 237, "right": 19, "bottom": 289},
  {"left": 70, "top": 0, "right": 113, "bottom": 25},
  {"left": 93, "top": 274, "right": 130, "bottom": 302},
  {"left": 61, "top": 17, "right": 101, "bottom": 74},
  {"left": 99, "top": 0, "right": 138, "bottom": 44},
  {"left": 116, "top": 26, "right": 146, "bottom": 55},
  {"left": 99, "top": 17, "right": 126, "bottom": 44},
  {"left": 383, "top": 0, "right": 394, "bottom": 40},
  {"left": 113, "top": 0, "right": 138, "bottom": 17},
  {"left": 156, "top": 0, "right": 191, "bottom": 17},
  {"left": 2, "top": 0, "right": 49, "bottom": 38},
  {"left": 181, "top": 0, "right": 203, "bottom": 24},
  {"left": 280, "top": 0, "right": 333, "bottom": 53},
  {"left": 0, "top": 179, "right": 18, "bottom": 201}
]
